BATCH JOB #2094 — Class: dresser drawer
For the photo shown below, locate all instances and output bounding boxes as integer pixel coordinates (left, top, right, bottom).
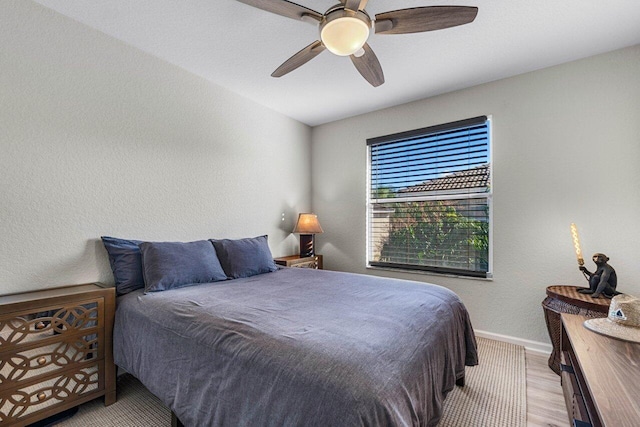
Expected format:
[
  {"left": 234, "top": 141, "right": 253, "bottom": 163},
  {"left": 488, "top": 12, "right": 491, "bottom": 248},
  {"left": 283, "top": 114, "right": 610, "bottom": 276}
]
[
  {"left": 560, "top": 351, "right": 591, "bottom": 425},
  {"left": 0, "top": 332, "right": 100, "bottom": 388},
  {"left": 0, "top": 363, "right": 102, "bottom": 425},
  {"left": 0, "top": 299, "right": 101, "bottom": 349}
]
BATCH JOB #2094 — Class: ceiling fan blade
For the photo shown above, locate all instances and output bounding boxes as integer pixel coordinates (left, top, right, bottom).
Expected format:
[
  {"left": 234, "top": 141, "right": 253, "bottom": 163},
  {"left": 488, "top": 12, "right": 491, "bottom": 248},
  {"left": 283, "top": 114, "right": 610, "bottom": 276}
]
[
  {"left": 271, "top": 40, "right": 326, "bottom": 78},
  {"left": 236, "top": 0, "right": 323, "bottom": 22},
  {"left": 375, "top": 6, "right": 478, "bottom": 35},
  {"left": 350, "top": 43, "right": 384, "bottom": 87}
]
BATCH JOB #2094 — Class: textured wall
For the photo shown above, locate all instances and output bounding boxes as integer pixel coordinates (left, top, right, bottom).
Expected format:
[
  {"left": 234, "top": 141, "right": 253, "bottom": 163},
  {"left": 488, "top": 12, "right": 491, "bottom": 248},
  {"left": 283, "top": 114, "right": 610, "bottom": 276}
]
[
  {"left": 0, "top": 1, "right": 311, "bottom": 294},
  {"left": 3, "top": 1, "right": 639, "bottom": 346},
  {"left": 311, "top": 45, "right": 640, "bottom": 344}
]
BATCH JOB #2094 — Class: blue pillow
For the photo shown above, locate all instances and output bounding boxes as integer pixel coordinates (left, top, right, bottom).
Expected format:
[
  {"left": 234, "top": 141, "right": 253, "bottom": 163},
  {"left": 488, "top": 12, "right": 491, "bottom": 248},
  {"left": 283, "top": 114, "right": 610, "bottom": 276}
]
[
  {"left": 140, "top": 240, "right": 227, "bottom": 292},
  {"left": 211, "top": 235, "right": 277, "bottom": 279},
  {"left": 101, "top": 236, "right": 145, "bottom": 296}
]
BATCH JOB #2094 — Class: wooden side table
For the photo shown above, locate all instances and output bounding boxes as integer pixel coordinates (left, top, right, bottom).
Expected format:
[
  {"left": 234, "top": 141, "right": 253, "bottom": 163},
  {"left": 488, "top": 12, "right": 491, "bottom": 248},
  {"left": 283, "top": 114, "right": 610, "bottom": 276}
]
[
  {"left": 542, "top": 285, "right": 610, "bottom": 375},
  {"left": 0, "top": 283, "right": 116, "bottom": 426},
  {"left": 274, "top": 255, "right": 323, "bottom": 270}
]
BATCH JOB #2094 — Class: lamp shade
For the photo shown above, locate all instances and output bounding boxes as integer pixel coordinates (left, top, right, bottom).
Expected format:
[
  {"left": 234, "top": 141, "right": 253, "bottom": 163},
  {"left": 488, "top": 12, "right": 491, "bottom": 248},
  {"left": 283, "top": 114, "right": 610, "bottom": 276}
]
[{"left": 293, "top": 213, "right": 324, "bottom": 234}]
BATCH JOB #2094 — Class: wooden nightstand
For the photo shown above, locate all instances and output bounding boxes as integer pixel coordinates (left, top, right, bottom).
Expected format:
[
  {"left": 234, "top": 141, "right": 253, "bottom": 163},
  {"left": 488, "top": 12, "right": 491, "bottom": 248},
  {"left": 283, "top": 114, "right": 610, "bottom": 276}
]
[
  {"left": 274, "top": 255, "right": 323, "bottom": 269},
  {"left": 0, "top": 283, "right": 116, "bottom": 426}
]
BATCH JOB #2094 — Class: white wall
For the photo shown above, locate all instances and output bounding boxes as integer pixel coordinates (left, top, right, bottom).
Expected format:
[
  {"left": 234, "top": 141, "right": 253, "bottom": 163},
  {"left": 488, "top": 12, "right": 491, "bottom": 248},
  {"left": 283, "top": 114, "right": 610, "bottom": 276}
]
[
  {"left": 0, "top": 1, "right": 311, "bottom": 294},
  {"left": 311, "top": 45, "right": 640, "bottom": 344},
  {"left": 2, "top": 1, "right": 638, "bottom": 346}
]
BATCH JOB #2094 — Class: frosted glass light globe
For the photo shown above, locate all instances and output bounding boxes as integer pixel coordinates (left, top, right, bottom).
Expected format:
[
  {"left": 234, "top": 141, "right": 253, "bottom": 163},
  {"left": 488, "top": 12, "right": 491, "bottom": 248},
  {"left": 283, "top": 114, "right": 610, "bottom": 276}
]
[{"left": 321, "top": 17, "right": 370, "bottom": 56}]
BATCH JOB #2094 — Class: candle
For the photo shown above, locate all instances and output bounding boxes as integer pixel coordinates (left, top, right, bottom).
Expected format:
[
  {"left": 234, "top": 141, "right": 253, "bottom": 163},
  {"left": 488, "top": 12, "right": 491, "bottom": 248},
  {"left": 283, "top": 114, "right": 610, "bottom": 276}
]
[{"left": 570, "top": 223, "right": 584, "bottom": 266}]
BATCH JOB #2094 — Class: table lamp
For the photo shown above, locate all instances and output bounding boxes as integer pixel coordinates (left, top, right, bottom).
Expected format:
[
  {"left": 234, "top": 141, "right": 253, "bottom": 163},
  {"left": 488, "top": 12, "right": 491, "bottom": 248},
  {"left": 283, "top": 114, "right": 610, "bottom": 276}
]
[{"left": 293, "top": 213, "right": 323, "bottom": 257}]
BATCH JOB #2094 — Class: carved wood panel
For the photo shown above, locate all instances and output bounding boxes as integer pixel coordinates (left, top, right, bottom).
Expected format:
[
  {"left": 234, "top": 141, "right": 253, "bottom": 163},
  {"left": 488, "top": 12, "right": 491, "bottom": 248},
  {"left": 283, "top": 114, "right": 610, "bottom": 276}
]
[
  {"left": 0, "top": 302, "right": 99, "bottom": 348},
  {"left": 0, "top": 364, "right": 100, "bottom": 424},
  {"left": 0, "top": 334, "right": 99, "bottom": 386}
]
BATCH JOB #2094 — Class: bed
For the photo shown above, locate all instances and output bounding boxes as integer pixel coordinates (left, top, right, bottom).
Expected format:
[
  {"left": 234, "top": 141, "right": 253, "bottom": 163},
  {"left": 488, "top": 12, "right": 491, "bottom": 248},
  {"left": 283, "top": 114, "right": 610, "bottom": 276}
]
[{"left": 112, "top": 267, "right": 478, "bottom": 427}]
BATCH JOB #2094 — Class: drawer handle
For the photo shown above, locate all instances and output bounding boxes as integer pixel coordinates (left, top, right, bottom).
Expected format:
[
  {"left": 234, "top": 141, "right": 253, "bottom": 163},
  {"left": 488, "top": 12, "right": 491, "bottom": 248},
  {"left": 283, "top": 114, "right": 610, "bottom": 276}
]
[
  {"left": 35, "top": 321, "right": 46, "bottom": 330},
  {"left": 38, "top": 356, "right": 47, "bottom": 366},
  {"left": 560, "top": 363, "right": 575, "bottom": 374},
  {"left": 37, "top": 392, "right": 46, "bottom": 401}
]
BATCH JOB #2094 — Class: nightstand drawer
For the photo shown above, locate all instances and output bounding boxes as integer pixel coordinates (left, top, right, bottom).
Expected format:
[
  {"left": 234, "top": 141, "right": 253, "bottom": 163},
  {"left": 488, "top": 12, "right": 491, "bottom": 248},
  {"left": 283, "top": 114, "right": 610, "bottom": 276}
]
[
  {"left": 0, "top": 332, "right": 100, "bottom": 388},
  {"left": 274, "top": 255, "right": 323, "bottom": 269},
  {"left": 0, "top": 363, "right": 101, "bottom": 424},
  {"left": 291, "top": 260, "right": 318, "bottom": 269},
  {"left": 0, "top": 300, "right": 101, "bottom": 349}
]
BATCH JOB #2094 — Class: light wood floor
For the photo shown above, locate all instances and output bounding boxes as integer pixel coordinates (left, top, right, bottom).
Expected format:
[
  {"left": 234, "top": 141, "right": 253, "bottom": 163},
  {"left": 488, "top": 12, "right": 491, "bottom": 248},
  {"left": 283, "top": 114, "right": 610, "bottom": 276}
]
[{"left": 526, "top": 350, "right": 569, "bottom": 427}]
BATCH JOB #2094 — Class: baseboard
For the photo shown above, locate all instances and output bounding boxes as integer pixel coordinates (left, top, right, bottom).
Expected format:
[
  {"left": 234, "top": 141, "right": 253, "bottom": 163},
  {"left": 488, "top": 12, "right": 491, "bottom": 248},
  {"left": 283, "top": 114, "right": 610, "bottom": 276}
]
[{"left": 475, "top": 329, "right": 552, "bottom": 355}]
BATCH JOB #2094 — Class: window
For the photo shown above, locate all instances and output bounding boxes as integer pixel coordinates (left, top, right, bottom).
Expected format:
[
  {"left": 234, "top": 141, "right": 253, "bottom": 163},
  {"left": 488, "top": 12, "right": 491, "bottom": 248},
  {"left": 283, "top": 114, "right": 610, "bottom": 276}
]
[{"left": 367, "top": 116, "right": 491, "bottom": 278}]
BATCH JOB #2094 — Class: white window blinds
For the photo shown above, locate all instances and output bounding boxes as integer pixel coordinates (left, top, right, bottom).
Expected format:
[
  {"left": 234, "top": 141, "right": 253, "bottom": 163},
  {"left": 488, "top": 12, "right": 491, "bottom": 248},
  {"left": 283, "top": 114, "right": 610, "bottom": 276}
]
[{"left": 367, "top": 116, "right": 491, "bottom": 278}]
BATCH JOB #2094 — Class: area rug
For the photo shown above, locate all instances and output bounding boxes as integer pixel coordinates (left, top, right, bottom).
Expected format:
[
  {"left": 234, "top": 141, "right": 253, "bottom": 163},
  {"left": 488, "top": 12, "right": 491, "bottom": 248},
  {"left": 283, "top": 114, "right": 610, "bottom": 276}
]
[
  {"left": 57, "top": 337, "right": 525, "bottom": 426},
  {"left": 55, "top": 374, "right": 170, "bottom": 427},
  {"left": 439, "top": 337, "right": 526, "bottom": 427}
]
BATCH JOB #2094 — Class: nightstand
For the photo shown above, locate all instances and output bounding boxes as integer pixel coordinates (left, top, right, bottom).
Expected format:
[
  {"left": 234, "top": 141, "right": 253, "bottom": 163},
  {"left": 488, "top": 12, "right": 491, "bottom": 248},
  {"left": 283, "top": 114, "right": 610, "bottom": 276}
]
[
  {"left": 0, "top": 283, "right": 116, "bottom": 426},
  {"left": 274, "top": 255, "right": 323, "bottom": 269}
]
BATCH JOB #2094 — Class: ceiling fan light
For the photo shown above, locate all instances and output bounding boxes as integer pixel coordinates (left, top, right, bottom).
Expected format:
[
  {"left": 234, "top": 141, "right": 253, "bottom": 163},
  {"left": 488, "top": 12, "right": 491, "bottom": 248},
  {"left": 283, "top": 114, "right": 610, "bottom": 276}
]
[{"left": 321, "top": 16, "right": 370, "bottom": 56}]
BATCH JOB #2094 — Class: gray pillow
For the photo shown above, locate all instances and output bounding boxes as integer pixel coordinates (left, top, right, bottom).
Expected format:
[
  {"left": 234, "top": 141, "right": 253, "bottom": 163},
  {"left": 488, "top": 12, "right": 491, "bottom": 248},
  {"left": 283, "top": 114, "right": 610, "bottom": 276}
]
[
  {"left": 101, "top": 236, "right": 145, "bottom": 296},
  {"left": 211, "top": 235, "right": 278, "bottom": 279},
  {"left": 140, "top": 240, "right": 227, "bottom": 292}
]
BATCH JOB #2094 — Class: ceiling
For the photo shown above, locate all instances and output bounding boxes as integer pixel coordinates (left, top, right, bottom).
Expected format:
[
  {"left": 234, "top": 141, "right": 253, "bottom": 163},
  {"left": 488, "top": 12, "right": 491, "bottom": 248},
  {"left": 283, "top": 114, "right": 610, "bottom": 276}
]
[{"left": 33, "top": 0, "right": 640, "bottom": 126}]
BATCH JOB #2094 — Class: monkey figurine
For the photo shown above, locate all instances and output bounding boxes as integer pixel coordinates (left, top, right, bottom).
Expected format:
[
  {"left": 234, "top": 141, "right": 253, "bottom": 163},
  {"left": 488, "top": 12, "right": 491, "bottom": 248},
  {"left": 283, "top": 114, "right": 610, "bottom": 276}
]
[{"left": 577, "top": 253, "right": 617, "bottom": 298}]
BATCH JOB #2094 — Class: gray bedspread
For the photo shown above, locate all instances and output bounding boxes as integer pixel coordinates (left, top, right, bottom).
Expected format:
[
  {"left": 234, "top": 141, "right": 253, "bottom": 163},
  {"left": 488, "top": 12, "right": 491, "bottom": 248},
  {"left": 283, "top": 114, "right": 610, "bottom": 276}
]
[{"left": 113, "top": 268, "right": 478, "bottom": 427}]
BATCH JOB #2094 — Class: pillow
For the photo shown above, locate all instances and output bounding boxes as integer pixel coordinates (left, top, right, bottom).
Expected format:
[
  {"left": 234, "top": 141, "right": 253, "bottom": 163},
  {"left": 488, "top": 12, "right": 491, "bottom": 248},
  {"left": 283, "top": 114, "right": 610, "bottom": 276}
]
[
  {"left": 101, "top": 236, "right": 145, "bottom": 296},
  {"left": 140, "top": 240, "right": 227, "bottom": 292},
  {"left": 211, "top": 235, "right": 278, "bottom": 279}
]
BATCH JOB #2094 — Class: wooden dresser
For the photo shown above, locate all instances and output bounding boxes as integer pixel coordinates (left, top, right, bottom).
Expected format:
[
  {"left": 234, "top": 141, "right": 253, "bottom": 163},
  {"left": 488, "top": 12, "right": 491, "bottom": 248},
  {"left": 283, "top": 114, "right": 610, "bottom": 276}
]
[
  {"left": 560, "top": 313, "right": 640, "bottom": 427},
  {"left": 274, "top": 254, "right": 323, "bottom": 269},
  {"left": 0, "top": 283, "right": 116, "bottom": 426}
]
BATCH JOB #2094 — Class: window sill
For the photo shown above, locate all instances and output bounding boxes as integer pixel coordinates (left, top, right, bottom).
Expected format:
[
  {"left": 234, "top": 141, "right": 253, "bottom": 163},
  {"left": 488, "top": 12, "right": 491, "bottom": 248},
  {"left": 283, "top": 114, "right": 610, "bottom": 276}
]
[{"left": 366, "top": 265, "right": 493, "bottom": 281}]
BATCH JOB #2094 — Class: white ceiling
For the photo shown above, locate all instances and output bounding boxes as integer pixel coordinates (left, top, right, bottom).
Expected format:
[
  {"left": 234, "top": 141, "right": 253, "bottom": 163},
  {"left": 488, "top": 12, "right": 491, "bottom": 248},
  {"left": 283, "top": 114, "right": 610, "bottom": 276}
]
[{"left": 33, "top": 0, "right": 640, "bottom": 126}]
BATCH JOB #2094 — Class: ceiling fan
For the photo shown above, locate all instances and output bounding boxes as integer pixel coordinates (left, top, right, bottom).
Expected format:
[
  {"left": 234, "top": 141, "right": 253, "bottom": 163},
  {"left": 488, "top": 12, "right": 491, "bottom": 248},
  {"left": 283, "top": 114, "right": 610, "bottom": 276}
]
[{"left": 236, "top": 0, "right": 478, "bottom": 87}]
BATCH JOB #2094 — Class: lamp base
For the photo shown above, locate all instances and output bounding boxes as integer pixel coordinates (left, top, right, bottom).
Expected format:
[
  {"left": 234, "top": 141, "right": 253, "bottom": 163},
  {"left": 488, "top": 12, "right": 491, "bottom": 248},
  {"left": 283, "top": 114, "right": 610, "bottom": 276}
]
[{"left": 299, "top": 234, "right": 315, "bottom": 258}]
